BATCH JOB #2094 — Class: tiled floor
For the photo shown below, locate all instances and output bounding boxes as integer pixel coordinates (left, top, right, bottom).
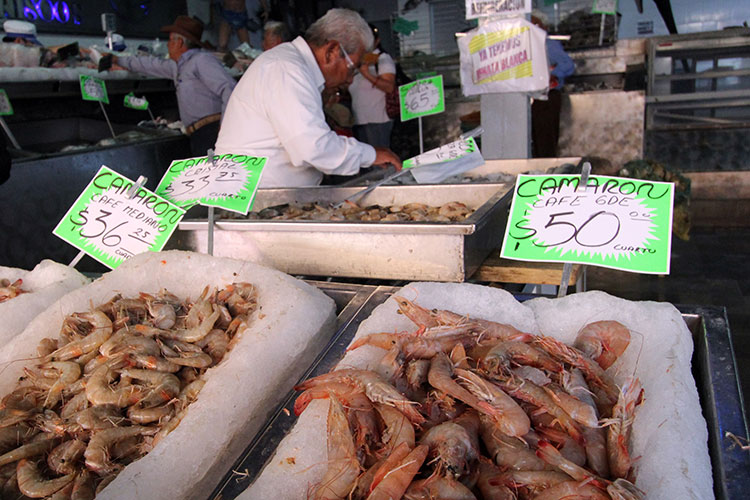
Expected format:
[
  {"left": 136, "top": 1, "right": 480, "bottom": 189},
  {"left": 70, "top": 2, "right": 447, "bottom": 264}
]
[{"left": 585, "top": 226, "right": 750, "bottom": 416}]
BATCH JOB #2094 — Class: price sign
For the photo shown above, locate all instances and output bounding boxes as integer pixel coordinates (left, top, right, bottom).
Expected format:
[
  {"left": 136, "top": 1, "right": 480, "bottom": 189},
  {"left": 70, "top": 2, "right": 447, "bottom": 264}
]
[
  {"left": 53, "top": 166, "right": 185, "bottom": 269},
  {"left": 399, "top": 75, "right": 445, "bottom": 122},
  {"left": 592, "top": 0, "right": 618, "bottom": 15},
  {"left": 0, "top": 89, "right": 13, "bottom": 116},
  {"left": 403, "top": 137, "right": 478, "bottom": 169},
  {"left": 79, "top": 74, "right": 109, "bottom": 104},
  {"left": 500, "top": 174, "right": 675, "bottom": 274},
  {"left": 466, "top": 0, "right": 532, "bottom": 19},
  {"left": 124, "top": 92, "right": 148, "bottom": 110},
  {"left": 155, "top": 154, "right": 267, "bottom": 214}
]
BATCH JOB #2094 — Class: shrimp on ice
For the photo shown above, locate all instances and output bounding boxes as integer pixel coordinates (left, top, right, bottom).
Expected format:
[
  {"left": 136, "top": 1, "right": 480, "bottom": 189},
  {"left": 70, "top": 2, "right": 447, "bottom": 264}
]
[
  {"left": 531, "top": 479, "right": 611, "bottom": 500},
  {"left": 404, "top": 475, "right": 477, "bottom": 500},
  {"left": 46, "top": 311, "right": 113, "bottom": 361},
  {"left": 366, "top": 444, "right": 428, "bottom": 500},
  {"left": 419, "top": 420, "right": 479, "bottom": 478},
  {"left": 312, "top": 395, "right": 360, "bottom": 500},
  {"left": 16, "top": 459, "right": 75, "bottom": 498},
  {"left": 575, "top": 320, "right": 631, "bottom": 370},
  {"left": 84, "top": 426, "right": 158, "bottom": 474},
  {"left": 602, "top": 378, "right": 644, "bottom": 479},
  {"left": 85, "top": 365, "right": 143, "bottom": 408}
]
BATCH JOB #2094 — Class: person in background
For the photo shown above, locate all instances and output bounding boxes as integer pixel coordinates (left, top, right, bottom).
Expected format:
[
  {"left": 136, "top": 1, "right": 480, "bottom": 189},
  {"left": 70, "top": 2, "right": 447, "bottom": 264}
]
[
  {"left": 217, "top": 0, "right": 251, "bottom": 51},
  {"left": 347, "top": 24, "right": 396, "bottom": 149},
  {"left": 215, "top": 8, "right": 401, "bottom": 187},
  {"left": 0, "top": 131, "right": 10, "bottom": 185},
  {"left": 531, "top": 12, "right": 575, "bottom": 158},
  {"left": 88, "top": 16, "right": 236, "bottom": 157},
  {"left": 261, "top": 20, "right": 289, "bottom": 51}
]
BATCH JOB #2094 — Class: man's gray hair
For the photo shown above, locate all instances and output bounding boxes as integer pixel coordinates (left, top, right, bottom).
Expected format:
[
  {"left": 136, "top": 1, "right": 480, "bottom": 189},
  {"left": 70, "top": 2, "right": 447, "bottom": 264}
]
[
  {"left": 264, "top": 21, "right": 289, "bottom": 42},
  {"left": 173, "top": 32, "right": 200, "bottom": 49},
  {"left": 305, "top": 8, "right": 374, "bottom": 53}
]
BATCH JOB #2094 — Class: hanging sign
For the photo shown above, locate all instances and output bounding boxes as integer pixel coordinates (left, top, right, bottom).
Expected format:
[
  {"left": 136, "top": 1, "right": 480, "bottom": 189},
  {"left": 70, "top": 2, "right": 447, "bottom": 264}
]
[
  {"left": 592, "top": 0, "right": 618, "bottom": 15},
  {"left": 79, "top": 74, "right": 109, "bottom": 104},
  {"left": 500, "top": 174, "right": 675, "bottom": 274},
  {"left": 0, "top": 89, "right": 13, "bottom": 116},
  {"left": 399, "top": 75, "right": 445, "bottom": 122},
  {"left": 393, "top": 17, "right": 419, "bottom": 35},
  {"left": 465, "top": 0, "right": 532, "bottom": 19},
  {"left": 458, "top": 18, "right": 549, "bottom": 96},
  {"left": 53, "top": 166, "right": 185, "bottom": 269},
  {"left": 155, "top": 154, "right": 267, "bottom": 214},
  {"left": 403, "top": 137, "right": 484, "bottom": 184},
  {"left": 123, "top": 92, "right": 149, "bottom": 110}
]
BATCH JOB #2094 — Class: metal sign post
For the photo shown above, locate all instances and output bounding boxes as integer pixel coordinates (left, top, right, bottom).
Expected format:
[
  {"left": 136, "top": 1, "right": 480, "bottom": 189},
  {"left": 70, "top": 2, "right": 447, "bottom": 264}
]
[{"left": 557, "top": 162, "right": 591, "bottom": 297}]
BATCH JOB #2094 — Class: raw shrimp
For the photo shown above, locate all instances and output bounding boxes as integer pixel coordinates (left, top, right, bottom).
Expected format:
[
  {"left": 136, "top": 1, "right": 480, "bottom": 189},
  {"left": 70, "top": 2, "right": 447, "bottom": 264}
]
[
  {"left": 129, "top": 353, "right": 181, "bottom": 373},
  {"left": 368, "top": 441, "right": 411, "bottom": 494},
  {"left": 176, "top": 379, "right": 206, "bottom": 410},
  {"left": 454, "top": 368, "right": 530, "bottom": 437},
  {"left": 39, "top": 362, "right": 81, "bottom": 408},
  {"left": 295, "top": 369, "right": 424, "bottom": 425},
  {"left": 135, "top": 306, "right": 220, "bottom": 343},
  {"left": 100, "top": 330, "right": 160, "bottom": 358},
  {"left": 0, "top": 436, "right": 58, "bottom": 467},
  {"left": 419, "top": 420, "right": 479, "bottom": 477},
  {"left": 118, "top": 368, "right": 181, "bottom": 407},
  {"left": 393, "top": 296, "right": 465, "bottom": 332},
  {"left": 71, "top": 468, "right": 96, "bottom": 500},
  {"left": 366, "top": 444, "right": 428, "bottom": 500},
  {"left": 607, "top": 478, "right": 646, "bottom": 500},
  {"left": 47, "top": 311, "right": 113, "bottom": 361},
  {"left": 604, "top": 378, "right": 644, "bottom": 479},
  {"left": 141, "top": 293, "right": 177, "bottom": 329},
  {"left": 575, "top": 320, "right": 631, "bottom": 370},
  {"left": 535, "top": 440, "right": 606, "bottom": 488},
  {"left": 404, "top": 475, "right": 477, "bottom": 499},
  {"left": 374, "top": 346, "right": 403, "bottom": 383},
  {"left": 489, "top": 470, "right": 569, "bottom": 492},
  {"left": 84, "top": 426, "right": 157, "bottom": 474},
  {"left": 375, "top": 403, "right": 415, "bottom": 455},
  {"left": 543, "top": 384, "right": 599, "bottom": 428},
  {"left": 34, "top": 410, "right": 67, "bottom": 436},
  {"left": 0, "top": 425, "right": 36, "bottom": 454},
  {"left": 477, "top": 340, "right": 564, "bottom": 374},
  {"left": 47, "top": 439, "right": 86, "bottom": 475},
  {"left": 165, "top": 351, "right": 213, "bottom": 369},
  {"left": 85, "top": 365, "right": 143, "bottom": 407},
  {"left": 536, "top": 426, "right": 587, "bottom": 467},
  {"left": 405, "top": 359, "right": 430, "bottom": 391},
  {"left": 60, "top": 392, "right": 89, "bottom": 419},
  {"left": 128, "top": 403, "right": 174, "bottom": 425},
  {"left": 217, "top": 282, "right": 258, "bottom": 317},
  {"left": 563, "top": 369, "right": 609, "bottom": 477},
  {"left": 313, "top": 395, "right": 359, "bottom": 500},
  {"left": 196, "top": 328, "right": 230, "bottom": 364},
  {"left": 71, "top": 404, "right": 125, "bottom": 430},
  {"left": 0, "top": 278, "right": 25, "bottom": 302},
  {"left": 476, "top": 458, "right": 515, "bottom": 500},
  {"left": 428, "top": 353, "right": 506, "bottom": 422},
  {"left": 531, "top": 480, "right": 611, "bottom": 500},
  {"left": 479, "top": 414, "right": 548, "bottom": 471},
  {"left": 16, "top": 458, "right": 75, "bottom": 498}
]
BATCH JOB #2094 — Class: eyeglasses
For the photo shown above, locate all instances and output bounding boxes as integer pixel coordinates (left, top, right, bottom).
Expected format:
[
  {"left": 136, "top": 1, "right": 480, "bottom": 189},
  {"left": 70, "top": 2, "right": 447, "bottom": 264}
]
[{"left": 338, "top": 43, "right": 358, "bottom": 76}]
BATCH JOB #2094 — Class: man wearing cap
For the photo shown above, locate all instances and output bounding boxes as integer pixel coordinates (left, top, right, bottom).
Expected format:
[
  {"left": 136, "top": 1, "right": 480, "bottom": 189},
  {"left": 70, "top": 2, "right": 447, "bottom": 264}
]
[
  {"left": 215, "top": 8, "right": 401, "bottom": 187},
  {"left": 102, "top": 15, "right": 236, "bottom": 157}
]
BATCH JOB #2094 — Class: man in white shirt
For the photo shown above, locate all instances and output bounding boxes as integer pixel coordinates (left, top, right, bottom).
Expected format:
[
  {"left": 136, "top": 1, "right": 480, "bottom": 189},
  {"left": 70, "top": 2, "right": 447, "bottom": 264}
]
[{"left": 215, "top": 8, "right": 401, "bottom": 187}]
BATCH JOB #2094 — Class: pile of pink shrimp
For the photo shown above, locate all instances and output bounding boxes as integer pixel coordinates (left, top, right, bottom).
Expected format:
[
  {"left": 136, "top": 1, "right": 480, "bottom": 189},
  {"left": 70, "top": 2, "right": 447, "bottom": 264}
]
[
  {"left": 0, "top": 283, "right": 257, "bottom": 499},
  {"left": 295, "top": 296, "right": 645, "bottom": 500},
  {"left": 0, "top": 278, "right": 27, "bottom": 303}
]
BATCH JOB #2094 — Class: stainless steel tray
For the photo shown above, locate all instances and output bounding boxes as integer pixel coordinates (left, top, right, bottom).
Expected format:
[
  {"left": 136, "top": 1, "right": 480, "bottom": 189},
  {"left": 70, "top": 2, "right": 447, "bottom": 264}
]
[
  {"left": 208, "top": 286, "right": 749, "bottom": 500},
  {"left": 172, "top": 184, "right": 513, "bottom": 282}
]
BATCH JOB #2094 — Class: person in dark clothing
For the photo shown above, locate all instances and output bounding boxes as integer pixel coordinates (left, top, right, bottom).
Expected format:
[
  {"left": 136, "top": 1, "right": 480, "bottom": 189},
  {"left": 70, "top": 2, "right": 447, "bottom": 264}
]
[{"left": 0, "top": 131, "right": 11, "bottom": 185}]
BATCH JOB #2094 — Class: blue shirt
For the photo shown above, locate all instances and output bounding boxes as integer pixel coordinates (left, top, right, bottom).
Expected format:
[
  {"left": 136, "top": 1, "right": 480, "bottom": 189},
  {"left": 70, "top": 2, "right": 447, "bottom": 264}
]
[
  {"left": 118, "top": 49, "right": 236, "bottom": 126},
  {"left": 546, "top": 38, "right": 575, "bottom": 87}
]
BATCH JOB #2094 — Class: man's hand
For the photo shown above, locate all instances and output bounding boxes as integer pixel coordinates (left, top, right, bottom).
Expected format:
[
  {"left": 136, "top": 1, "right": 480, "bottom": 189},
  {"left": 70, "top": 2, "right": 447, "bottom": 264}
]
[{"left": 373, "top": 147, "right": 402, "bottom": 171}]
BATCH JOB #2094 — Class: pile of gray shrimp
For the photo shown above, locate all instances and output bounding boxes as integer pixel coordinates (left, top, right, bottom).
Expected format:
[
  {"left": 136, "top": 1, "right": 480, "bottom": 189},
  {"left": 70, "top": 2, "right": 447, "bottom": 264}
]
[{"left": 0, "top": 283, "right": 257, "bottom": 499}]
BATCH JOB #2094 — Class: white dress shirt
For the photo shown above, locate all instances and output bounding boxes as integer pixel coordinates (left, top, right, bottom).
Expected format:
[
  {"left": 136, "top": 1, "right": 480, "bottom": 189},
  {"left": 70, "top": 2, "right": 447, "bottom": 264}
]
[
  {"left": 215, "top": 37, "right": 377, "bottom": 187},
  {"left": 349, "top": 49, "right": 396, "bottom": 125}
]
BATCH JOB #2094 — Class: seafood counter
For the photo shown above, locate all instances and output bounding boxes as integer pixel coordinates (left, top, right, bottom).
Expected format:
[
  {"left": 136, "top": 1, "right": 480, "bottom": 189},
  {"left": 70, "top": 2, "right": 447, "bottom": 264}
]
[{"left": 215, "top": 283, "right": 750, "bottom": 500}]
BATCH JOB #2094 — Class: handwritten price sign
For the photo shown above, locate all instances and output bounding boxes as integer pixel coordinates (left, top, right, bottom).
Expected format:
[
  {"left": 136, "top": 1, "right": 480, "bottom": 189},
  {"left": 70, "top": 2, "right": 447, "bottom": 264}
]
[
  {"left": 53, "top": 166, "right": 185, "bottom": 269},
  {"left": 155, "top": 154, "right": 266, "bottom": 214},
  {"left": 79, "top": 75, "right": 109, "bottom": 104},
  {"left": 399, "top": 75, "right": 445, "bottom": 121},
  {"left": 403, "top": 137, "right": 478, "bottom": 169},
  {"left": 500, "top": 174, "right": 675, "bottom": 274},
  {"left": 0, "top": 89, "right": 13, "bottom": 116},
  {"left": 466, "top": 0, "right": 531, "bottom": 19},
  {"left": 124, "top": 92, "right": 148, "bottom": 110}
]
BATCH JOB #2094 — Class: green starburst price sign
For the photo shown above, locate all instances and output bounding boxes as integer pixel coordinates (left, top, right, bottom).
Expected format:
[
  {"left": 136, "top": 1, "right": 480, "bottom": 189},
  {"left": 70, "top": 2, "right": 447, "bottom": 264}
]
[
  {"left": 0, "top": 89, "right": 13, "bottom": 116},
  {"left": 399, "top": 75, "right": 445, "bottom": 122},
  {"left": 53, "top": 166, "right": 185, "bottom": 269},
  {"left": 79, "top": 74, "right": 109, "bottom": 104},
  {"left": 500, "top": 174, "right": 675, "bottom": 274},
  {"left": 155, "top": 154, "right": 267, "bottom": 214}
]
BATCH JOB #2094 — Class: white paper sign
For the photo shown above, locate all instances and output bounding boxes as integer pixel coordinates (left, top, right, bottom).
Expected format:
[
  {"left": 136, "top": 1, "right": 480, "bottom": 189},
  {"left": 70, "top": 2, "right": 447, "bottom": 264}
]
[
  {"left": 403, "top": 137, "right": 484, "bottom": 184},
  {"left": 465, "top": 0, "right": 532, "bottom": 19},
  {"left": 458, "top": 18, "right": 549, "bottom": 96}
]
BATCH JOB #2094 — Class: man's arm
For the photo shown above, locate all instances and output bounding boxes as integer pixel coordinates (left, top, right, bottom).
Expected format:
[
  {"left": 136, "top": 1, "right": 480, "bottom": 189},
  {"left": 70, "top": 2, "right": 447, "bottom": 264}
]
[
  {"left": 547, "top": 40, "right": 575, "bottom": 80},
  {"left": 115, "top": 55, "right": 178, "bottom": 80},
  {"left": 194, "top": 53, "right": 237, "bottom": 113}
]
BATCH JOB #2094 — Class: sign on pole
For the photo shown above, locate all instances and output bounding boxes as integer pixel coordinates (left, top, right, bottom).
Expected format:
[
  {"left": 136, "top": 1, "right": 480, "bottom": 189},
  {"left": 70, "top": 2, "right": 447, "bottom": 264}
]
[
  {"left": 399, "top": 75, "right": 445, "bottom": 122},
  {"left": 79, "top": 74, "right": 109, "bottom": 104},
  {"left": 155, "top": 154, "right": 267, "bottom": 214},
  {"left": 593, "top": 0, "right": 618, "bottom": 15},
  {"left": 500, "top": 174, "right": 675, "bottom": 274},
  {"left": 0, "top": 89, "right": 13, "bottom": 116},
  {"left": 124, "top": 92, "right": 149, "bottom": 110},
  {"left": 53, "top": 166, "right": 185, "bottom": 269},
  {"left": 465, "top": 0, "right": 532, "bottom": 19}
]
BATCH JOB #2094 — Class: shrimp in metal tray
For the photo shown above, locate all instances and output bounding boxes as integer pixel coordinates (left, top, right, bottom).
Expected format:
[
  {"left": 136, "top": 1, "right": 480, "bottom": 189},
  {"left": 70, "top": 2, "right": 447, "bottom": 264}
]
[
  {"left": 16, "top": 458, "right": 76, "bottom": 498},
  {"left": 575, "top": 320, "right": 631, "bottom": 370},
  {"left": 313, "top": 395, "right": 360, "bottom": 500}
]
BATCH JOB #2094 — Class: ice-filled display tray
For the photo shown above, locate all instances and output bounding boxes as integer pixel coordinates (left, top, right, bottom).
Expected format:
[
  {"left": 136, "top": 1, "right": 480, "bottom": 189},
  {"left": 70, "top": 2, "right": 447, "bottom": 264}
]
[
  {"left": 173, "top": 183, "right": 513, "bottom": 282},
  {"left": 208, "top": 285, "right": 749, "bottom": 500}
]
